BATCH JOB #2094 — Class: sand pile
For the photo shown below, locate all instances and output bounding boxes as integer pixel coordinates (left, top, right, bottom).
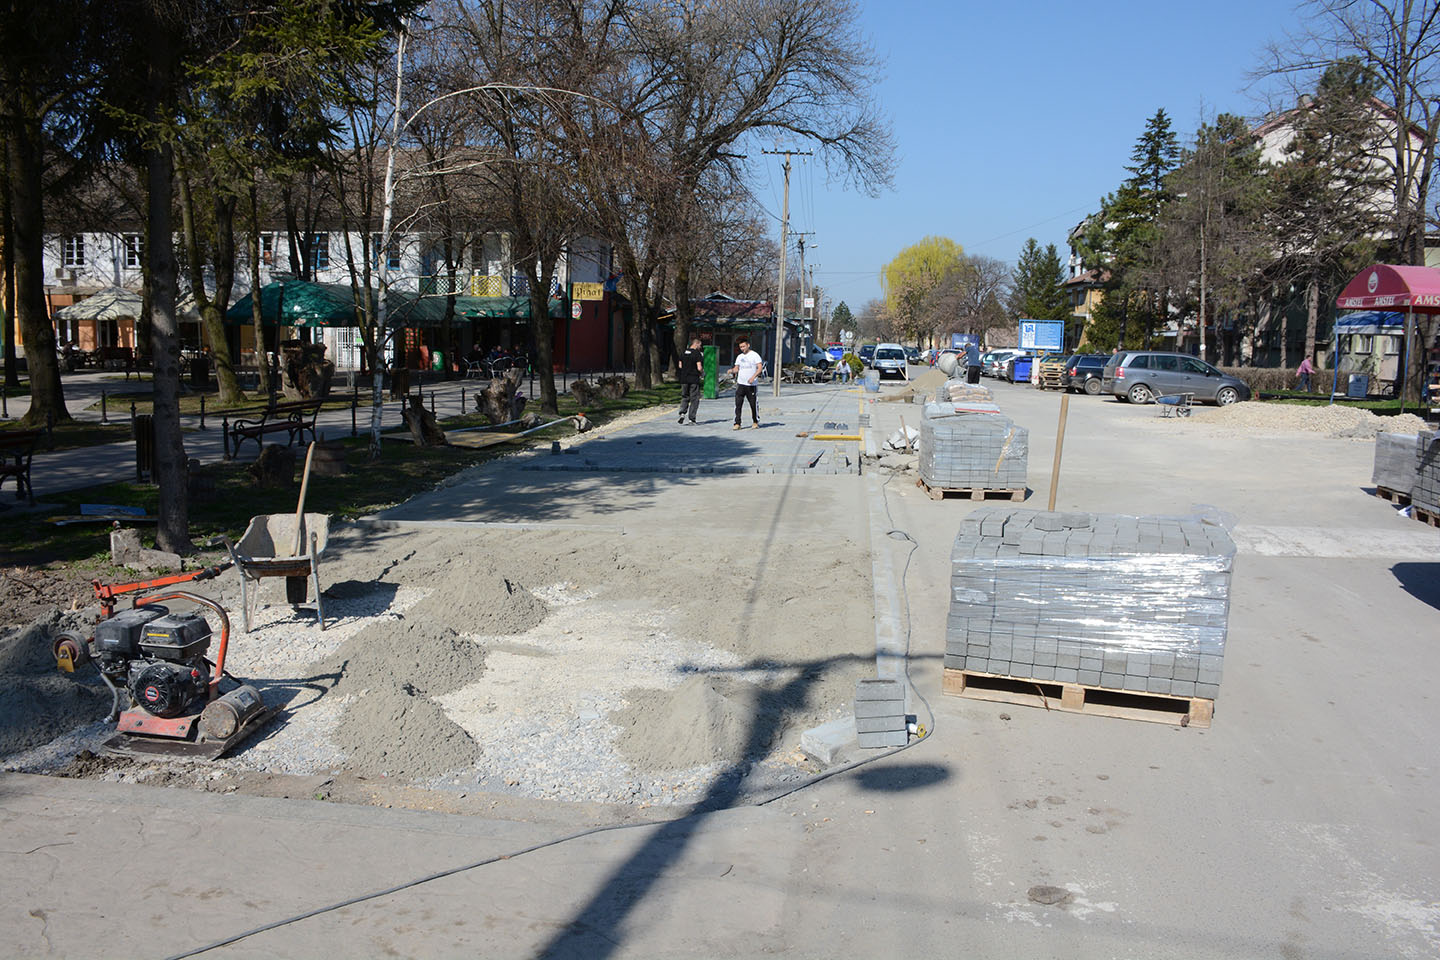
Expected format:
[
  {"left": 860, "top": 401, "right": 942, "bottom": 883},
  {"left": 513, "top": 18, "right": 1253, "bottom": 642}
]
[
  {"left": 0, "top": 614, "right": 108, "bottom": 758},
  {"left": 321, "top": 563, "right": 547, "bottom": 781},
  {"left": 606, "top": 674, "right": 816, "bottom": 771},
  {"left": 1202, "top": 403, "right": 1430, "bottom": 439},
  {"left": 881, "top": 367, "right": 946, "bottom": 402},
  {"left": 406, "top": 560, "right": 547, "bottom": 636}
]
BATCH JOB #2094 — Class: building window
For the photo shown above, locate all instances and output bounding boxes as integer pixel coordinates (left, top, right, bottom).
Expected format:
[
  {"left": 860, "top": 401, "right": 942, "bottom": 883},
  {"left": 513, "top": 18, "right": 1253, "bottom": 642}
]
[
  {"left": 371, "top": 233, "right": 401, "bottom": 270},
  {"left": 260, "top": 234, "right": 274, "bottom": 265},
  {"left": 309, "top": 233, "right": 329, "bottom": 271},
  {"left": 123, "top": 234, "right": 143, "bottom": 269},
  {"left": 63, "top": 235, "right": 85, "bottom": 267}
]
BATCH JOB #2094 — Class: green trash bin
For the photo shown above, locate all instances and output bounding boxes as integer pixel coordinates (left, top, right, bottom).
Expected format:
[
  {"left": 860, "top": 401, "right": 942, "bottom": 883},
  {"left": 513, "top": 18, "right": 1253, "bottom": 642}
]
[
  {"left": 431, "top": 350, "right": 445, "bottom": 372},
  {"left": 702, "top": 345, "right": 718, "bottom": 399}
]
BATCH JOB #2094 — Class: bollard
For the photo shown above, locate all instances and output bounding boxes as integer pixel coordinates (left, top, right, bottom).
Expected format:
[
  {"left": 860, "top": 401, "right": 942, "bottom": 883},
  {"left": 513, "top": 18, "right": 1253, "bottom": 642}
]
[
  {"left": 429, "top": 389, "right": 435, "bottom": 416},
  {"left": 351, "top": 393, "right": 357, "bottom": 437},
  {"left": 221, "top": 415, "right": 231, "bottom": 460},
  {"left": 199, "top": 393, "right": 206, "bottom": 429},
  {"left": 100, "top": 390, "right": 107, "bottom": 423},
  {"left": 130, "top": 401, "right": 136, "bottom": 423},
  {"left": 460, "top": 386, "right": 466, "bottom": 415}
]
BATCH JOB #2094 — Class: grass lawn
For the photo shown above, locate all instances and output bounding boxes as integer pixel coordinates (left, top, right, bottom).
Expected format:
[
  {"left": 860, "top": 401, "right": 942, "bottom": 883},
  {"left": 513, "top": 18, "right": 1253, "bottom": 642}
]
[
  {"left": 91, "top": 388, "right": 377, "bottom": 418},
  {"left": 0, "top": 381, "right": 679, "bottom": 571},
  {"left": 0, "top": 418, "right": 135, "bottom": 451},
  {"left": 1261, "top": 393, "right": 1416, "bottom": 413}
]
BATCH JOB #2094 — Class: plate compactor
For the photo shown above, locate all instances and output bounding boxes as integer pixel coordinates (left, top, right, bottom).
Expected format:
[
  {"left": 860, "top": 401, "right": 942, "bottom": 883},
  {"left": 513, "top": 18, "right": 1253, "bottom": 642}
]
[{"left": 54, "top": 584, "right": 274, "bottom": 759}]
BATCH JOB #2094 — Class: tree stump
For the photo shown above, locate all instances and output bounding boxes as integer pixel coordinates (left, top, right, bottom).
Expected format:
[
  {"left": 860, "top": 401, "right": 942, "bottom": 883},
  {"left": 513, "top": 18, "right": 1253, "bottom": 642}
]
[
  {"left": 403, "top": 395, "right": 448, "bottom": 446},
  {"left": 280, "top": 340, "right": 335, "bottom": 400},
  {"left": 248, "top": 444, "right": 296, "bottom": 489},
  {"left": 477, "top": 368, "right": 524, "bottom": 424},
  {"left": 571, "top": 375, "right": 629, "bottom": 408}
]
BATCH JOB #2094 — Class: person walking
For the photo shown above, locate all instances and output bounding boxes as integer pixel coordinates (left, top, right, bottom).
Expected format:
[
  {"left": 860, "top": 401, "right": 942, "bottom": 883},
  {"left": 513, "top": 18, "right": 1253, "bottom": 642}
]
[
  {"left": 731, "top": 337, "right": 763, "bottom": 429},
  {"left": 677, "top": 336, "right": 704, "bottom": 424},
  {"left": 1296, "top": 355, "right": 1315, "bottom": 393},
  {"left": 964, "top": 341, "right": 981, "bottom": 384}
]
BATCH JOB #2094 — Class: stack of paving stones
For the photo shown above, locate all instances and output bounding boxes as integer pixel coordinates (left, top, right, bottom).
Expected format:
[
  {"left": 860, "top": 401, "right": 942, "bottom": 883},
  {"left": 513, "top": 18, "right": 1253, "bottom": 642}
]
[
  {"left": 935, "top": 380, "right": 994, "bottom": 403},
  {"left": 919, "top": 405, "right": 1027, "bottom": 492},
  {"left": 854, "top": 678, "right": 907, "bottom": 748},
  {"left": 945, "top": 508, "right": 1235, "bottom": 700},
  {"left": 1414, "top": 430, "right": 1440, "bottom": 512},
  {"left": 1372, "top": 432, "right": 1420, "bottom": 496}
]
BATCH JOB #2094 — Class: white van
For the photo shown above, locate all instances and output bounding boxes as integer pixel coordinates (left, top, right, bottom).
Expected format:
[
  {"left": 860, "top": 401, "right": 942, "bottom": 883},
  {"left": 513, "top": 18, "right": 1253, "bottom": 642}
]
[{"left": 871, "top": 343, "right": 908, "bottom": 379}]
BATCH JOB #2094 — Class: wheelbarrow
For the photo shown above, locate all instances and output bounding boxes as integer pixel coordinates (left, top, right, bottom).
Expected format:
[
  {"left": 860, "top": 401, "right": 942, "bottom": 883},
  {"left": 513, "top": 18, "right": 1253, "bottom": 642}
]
[
  {"left": 1155, "top": 392, "right": 1195, "bottom": 418},
  {"left": 223, "top": 513, "right": 330, "bottom": 631}
]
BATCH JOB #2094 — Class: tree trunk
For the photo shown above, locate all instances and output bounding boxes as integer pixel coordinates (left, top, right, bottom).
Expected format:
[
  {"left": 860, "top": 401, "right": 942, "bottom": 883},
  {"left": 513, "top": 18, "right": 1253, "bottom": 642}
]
[
  {"left": 247, "top": 186, "right": 272, "bottom": 399},
  {"left": 625, "top": 272, "right": 654, "bottom": 389},
  {"left": 672, "top": 258, "right": 693, "bottom": 375},
  {"left": 531, "top": 273, "right": 558, "bottom": 414},
  {"left": 4, "top": 108, "right": 67, "bottom": 426},
  {"left": 179, "top": 173, "right": 243, "bottom": 404},
  {"left": 2, "top": 147, "right": 18, "bottom": 389},
  {"left": 144, "top": 143, "right": 192, "bottom": 551},
  {"left": 1304, "top": 278, "right": 1319, "bottom": 369}
]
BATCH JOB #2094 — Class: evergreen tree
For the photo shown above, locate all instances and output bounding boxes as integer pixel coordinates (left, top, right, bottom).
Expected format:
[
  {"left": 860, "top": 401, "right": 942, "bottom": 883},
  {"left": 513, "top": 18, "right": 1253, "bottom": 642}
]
[{"left": 1009, "top": 238, "right": 1070, "bottom": 329}]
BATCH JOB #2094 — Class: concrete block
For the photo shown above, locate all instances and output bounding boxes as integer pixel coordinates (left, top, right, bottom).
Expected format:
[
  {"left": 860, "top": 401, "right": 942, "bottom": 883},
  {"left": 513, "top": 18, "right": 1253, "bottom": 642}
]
[
  {"left": 1170, "top": 680, "right": 1196, "bottom": 697},
  {"left": 857, "top": 729, "right": 909, "bottom": 749},
  {"left": 1054, "top": 667, "right": 1079, "bottom": 683},
  {"left": 1195, "top": 682, "right": 1220, "bottom": 699},
  {"left": 855, "top": 716, "right": 905, "bottom": 734},
  {"left": 855, "top": 679, "right": 905, "bottom": 701},
  {"left": 1077, "top": 669, "right": 1102, "bottom": 686},
  {"left": 855, "top": 699, "right": 905, "bottom": 719},
  {"left": 1099, "top": 672, "right": 1124, "bottom": 689},
  {"left": 799, "top": 716, "right": 855, "bottom": 765}
]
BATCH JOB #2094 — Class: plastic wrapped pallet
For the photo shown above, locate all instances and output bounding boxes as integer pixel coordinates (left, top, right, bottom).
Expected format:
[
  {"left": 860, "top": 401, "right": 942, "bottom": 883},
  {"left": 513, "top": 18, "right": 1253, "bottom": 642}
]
[
  {"left": 1415, "top": 430, "right": 1440, "bottom": 511},
  {"left": 935, "top": 379, "right": 993, "bottom": 404},
  {"left": 946, "top": 508, "right": 1234, "bottom": 699},
  {"left": 919, "top": 406, "right": 1027, "bottom": 492},
  {"left": 1372, "top": 433, "right": 1420, "bottom": 496}
]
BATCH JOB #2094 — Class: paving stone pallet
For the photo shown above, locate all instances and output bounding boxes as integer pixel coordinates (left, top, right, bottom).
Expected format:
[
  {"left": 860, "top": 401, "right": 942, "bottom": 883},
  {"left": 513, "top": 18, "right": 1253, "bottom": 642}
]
[
  {"left": 1373, "top": 432, "right": 1420, "bottom": 498},
  {"left": 944, "top": 507, "right": 1234, "bottom": 718},
  {"left": 916, "top": 477, "right": 1026, "bottom": 502},
  {"left": 853, "top": 678, "right": 907, "bottom": 749},
  {"left": 1414, "top": 430, "right": 1440, "bottom": 513},
  {"left": 918, "top": 405, "right": 1028, "bottom": 492}
]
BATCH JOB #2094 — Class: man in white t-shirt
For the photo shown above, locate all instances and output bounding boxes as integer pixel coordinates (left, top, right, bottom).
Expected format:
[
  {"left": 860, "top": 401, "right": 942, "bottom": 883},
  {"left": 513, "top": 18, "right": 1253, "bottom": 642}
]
[{"left": 730, "top": 337, "right": 764, "bottom": 429}]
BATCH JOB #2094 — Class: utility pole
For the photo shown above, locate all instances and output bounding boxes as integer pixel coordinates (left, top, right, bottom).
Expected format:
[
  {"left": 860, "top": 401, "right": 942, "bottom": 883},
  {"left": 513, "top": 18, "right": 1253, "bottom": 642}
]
[
  {"left": 763, "top": 148, "right": 811, "bottom": 396},
  {"left": 796, "top": 233, "right": 815, "bottom": 358}
]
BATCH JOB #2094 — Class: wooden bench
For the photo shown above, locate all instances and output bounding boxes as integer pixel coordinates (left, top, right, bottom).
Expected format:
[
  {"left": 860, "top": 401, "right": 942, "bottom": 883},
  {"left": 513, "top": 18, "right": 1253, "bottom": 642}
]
[
  {"left": 0, "top": 429, "right": 42, "bottom": 503},
  {"left": 223, "top": 399, "right": 323, "bottom": 460}
]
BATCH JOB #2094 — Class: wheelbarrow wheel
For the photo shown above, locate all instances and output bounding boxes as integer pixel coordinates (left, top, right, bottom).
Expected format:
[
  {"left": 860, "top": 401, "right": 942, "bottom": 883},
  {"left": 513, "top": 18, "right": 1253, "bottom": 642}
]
[{"left": 286, "top": 575, "right": 308, "bottom": 603}]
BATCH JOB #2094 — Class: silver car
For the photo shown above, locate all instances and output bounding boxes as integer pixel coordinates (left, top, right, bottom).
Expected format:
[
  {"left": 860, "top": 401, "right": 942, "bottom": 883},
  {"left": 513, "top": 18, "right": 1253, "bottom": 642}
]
[
  {"left": 1101, "top": 351, "right": 1251, "bottom": 405},
  {"left": 872, "top": 343, "right": 908, "bottom": 379}
]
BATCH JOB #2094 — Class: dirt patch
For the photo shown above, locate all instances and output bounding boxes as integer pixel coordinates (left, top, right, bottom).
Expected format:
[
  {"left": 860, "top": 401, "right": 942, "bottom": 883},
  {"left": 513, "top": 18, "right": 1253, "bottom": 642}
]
[
  {"left": 610, "top": 676, "right": 756, "bottom": 770},
  {"left": 404, "top": 560, "right": 546, "bottom": 636},
  {"left": 0, "top": 566, "right": 97, "bottom": 632},
  {"left": 1184, "top": 402, "right": 1431, "bottom": 439}
]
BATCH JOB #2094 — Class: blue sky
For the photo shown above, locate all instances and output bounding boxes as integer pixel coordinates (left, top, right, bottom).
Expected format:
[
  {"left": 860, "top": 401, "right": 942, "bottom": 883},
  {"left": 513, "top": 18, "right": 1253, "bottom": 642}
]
[{"left": 767, "top": 0, "right": 1305, "bottom": 315}]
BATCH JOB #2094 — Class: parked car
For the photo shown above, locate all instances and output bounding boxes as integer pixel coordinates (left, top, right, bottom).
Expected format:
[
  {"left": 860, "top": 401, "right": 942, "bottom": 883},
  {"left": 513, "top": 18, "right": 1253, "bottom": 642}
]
[
  {"left": 1101, "top": 350, "right": 1251, "bottom": 405},
  {"left": 859, "top": 343, "right": 877, "bottom": 366},
  {"left": 903, "top": 345, "right": 921, "bottom": 364},
  {"left": 871, "top": 343, "right": 908, "bottom": 379},
  {"left": 1063, "top": 354, "right": 1110, "bottom": 395},
  {"left": 980, "top": 348, "right": 1026, "bottom": 378},
  {"left": 802, "top": 344, "right": 832, "bottom": 369}
]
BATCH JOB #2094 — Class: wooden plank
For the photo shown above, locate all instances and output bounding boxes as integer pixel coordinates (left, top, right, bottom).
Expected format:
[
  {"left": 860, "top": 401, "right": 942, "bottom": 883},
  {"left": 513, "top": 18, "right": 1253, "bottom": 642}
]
[{"left": 941, "top": 668, "right": 1213, "bottom": 729}]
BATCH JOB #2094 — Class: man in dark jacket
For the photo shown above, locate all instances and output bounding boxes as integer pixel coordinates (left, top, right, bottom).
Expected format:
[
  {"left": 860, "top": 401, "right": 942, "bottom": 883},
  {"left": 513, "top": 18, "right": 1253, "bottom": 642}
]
[{"left": 677, "top": 336, "right": 704, "bottom": 423}]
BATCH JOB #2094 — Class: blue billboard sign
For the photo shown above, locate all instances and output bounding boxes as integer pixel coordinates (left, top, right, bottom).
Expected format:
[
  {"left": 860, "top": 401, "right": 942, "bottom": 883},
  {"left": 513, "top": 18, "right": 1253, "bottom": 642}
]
[
  {"left": 1018, "top": 319, "right": 1065, "bottom": 351},
  {"left": 949, "top": 332, "right": 980, "bottom": 350}
]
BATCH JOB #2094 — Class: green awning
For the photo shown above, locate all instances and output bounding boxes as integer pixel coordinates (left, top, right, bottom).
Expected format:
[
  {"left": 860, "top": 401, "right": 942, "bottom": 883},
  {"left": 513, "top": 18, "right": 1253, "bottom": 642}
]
[
  {"left": 457, "top": 295, "right": 567, "bottom": 319},
  {"left": 225, "top": 280, "right": 484, "bottom": 327}
]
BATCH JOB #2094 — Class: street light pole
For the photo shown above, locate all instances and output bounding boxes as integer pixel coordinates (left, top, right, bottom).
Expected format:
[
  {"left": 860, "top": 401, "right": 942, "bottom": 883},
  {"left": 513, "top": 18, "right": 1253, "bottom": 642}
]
[{"left": 763, "top": 149, "right": 811, "bottom": 397}]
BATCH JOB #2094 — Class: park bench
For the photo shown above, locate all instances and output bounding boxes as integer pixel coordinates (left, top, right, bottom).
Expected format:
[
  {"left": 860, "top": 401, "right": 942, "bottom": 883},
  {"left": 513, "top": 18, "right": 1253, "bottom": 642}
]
[
  {"left": 0, "top": 429, "right": 42, "bottom": 504},
  {"left": 223, "top": 399, "right": 323, "bottom": 460}
]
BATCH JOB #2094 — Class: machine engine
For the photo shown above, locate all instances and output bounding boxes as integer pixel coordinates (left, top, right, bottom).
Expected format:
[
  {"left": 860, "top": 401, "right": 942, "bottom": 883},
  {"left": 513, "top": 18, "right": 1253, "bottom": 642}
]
[{"left": 89, "top": 606, "right": 215, "bottom": 718}]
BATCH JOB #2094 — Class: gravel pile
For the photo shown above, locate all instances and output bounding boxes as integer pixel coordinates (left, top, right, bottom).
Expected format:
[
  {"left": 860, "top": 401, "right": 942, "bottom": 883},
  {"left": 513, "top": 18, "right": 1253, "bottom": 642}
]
[{"left": 1177, "top": 402, "right": 1430, "bottom": 439}]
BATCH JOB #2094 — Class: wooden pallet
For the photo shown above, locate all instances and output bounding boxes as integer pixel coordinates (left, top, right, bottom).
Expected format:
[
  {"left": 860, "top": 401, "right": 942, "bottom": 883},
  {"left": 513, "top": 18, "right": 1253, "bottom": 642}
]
[
  {"left": 917, "top": 478, "right": 1026, "bottom": 502},
  {"left": 1035, "top": 371, "right": 1065, "bottom": 390},
  {"left": 942, "top": 668, "right": 1214, "bottom": 728},
  {"left": 1374, "top": 485, "right": 1411, "bottom": 506},
  {"left": 1412, "top": 504, "right": 1440, "bottom": 528}
]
